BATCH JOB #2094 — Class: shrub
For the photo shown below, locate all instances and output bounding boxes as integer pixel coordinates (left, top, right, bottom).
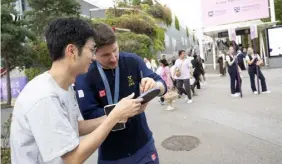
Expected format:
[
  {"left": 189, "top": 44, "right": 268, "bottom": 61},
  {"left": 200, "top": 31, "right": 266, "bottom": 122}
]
[
  {"left": 147, "top": 4, "right": 172, "bottom": 26},
  {"left": 117, "top": 32, "right": 153, "bottom": 58},
  {"left": 1, "top": 114, "right": 12, "bottom": 164},
  {"left": 25, "top": 67, "right": 41, "bottom": 81},
  {"left": 175, "top": 15, "right": 180, "bottom": 31}
]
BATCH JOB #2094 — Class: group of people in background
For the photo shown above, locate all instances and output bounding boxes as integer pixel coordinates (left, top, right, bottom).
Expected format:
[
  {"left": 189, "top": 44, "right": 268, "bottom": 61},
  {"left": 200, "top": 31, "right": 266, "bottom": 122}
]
[
  {"left": 217, "top": 45, "right": 271, "bottom": 97},
  {"left": 144, "top": 49, "right": 206, "bottom": 110}
]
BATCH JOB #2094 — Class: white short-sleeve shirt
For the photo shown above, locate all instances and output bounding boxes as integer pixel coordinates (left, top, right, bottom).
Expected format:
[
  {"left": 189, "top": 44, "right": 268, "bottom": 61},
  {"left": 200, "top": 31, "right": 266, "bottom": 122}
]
[
  {"left": 174, "top": 58, "right": 191, "bottom": 79},
  {"left": 10, "top": 72, "right": 83, "bottom": 164}
]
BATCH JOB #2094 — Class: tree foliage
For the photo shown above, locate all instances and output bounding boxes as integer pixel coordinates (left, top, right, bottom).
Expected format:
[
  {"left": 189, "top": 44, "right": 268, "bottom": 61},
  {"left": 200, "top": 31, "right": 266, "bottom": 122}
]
[
  {"left": 142, "top": 0, "right": 153, "bottom": 6},
  {"left": 117, "top": 32, "right": 153, "bottom": 58},
  {"left": 1, "top": 0, "right": 36, "bottom": 105},
  {"left": 25, "top": 67, "right": 41, "bottom": 81},
  {"left": 131, "top": 0, "right": 141, "bottom": 6},
  {"left": 25, "top": 0, "right": 80, "bottom": 36},
  {"left": 186, "top": 27, "right": 189, "bottom": 37},
  {"left": 147, "top": 4, "right": 172, "bottom": 26},
  {"left": 92, "top": 13, "right": 165, "bottom": 53},
  {"left": 32, "top": 41, "right": 52, "bottom": 68},
  {"left": 175, "top": 15, "right": 180, "bottom": 31},
  {"left": 1, "top": 114, "right": 12, "bottom": 164},
  {"left": 274, "top": 0, "right": 282, "bottom": 25}
]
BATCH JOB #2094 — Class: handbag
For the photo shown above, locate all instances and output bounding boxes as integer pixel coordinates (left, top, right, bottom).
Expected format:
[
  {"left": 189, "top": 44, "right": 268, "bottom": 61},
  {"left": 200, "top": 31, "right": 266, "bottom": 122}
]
[
  {"left": 163, "top": 90, "right": 178, "bottom": 101},
  {"left": 175, "top": 61, "right": 183, "bottom": 77}
]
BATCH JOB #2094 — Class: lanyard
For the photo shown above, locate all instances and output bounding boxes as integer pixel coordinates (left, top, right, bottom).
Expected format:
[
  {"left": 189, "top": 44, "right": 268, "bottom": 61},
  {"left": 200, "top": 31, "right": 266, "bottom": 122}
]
[{"left": 97, "top": 63, "right": 120, "bottom": 104}]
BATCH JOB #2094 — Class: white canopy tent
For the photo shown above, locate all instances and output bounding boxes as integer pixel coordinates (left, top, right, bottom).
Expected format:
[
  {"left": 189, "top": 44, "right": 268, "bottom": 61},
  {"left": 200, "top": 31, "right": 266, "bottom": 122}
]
[{"left": 200, "top": 20, "right": 278, "bottom": 70}]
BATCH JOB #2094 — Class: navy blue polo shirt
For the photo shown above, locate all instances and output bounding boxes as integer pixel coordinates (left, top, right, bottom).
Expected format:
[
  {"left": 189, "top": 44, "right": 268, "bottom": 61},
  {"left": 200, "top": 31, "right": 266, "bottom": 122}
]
[{"left": 75, "top": 52, "right": 167, "bottom": 161}]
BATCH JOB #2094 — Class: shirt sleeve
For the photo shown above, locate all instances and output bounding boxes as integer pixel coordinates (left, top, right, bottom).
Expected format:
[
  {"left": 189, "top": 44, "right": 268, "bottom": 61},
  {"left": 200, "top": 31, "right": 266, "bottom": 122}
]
[
  {"left": 75, "top": 74, "right": 105, "bottom": 120},
  {"left": 26, "top": 97, "right": 80, "bottom": 162},
  {"left": 135, "top": 55, "right": 167, "bottom": 95},
  {"left": 256, "top": 54, "right": 261, "bottom": 60},
  {"left": 174, "top": 60, "right": 180, "bottom": 68},
  {"left": 226, "top": 56, "right": 230, "bottom": 62}
]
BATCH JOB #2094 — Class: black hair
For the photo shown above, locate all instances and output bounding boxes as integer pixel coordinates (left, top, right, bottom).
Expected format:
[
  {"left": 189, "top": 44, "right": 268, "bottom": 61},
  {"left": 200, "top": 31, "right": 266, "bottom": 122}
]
[
  {"left": 159, "top": 59, "right": 169, "bottom": 67},
  {"left": 178, "top": 50, "right": 185, "bottom": 56},
  {"left": 45, "top": 17, "right": 95, "bottom": 62},
  {"left": 92, "top": 23, "right": 117, "bottom": 48}
]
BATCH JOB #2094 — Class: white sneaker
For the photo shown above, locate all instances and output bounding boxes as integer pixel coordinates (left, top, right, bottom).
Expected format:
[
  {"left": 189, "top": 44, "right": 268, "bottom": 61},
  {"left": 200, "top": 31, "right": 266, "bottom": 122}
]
[
  {"left": 165, "top": 106, "right": 175, "bottom": 111},
  {"left": 187, "top": 99, "right": 193, "bottom": 104},
  {"left": 231, "top": 94, "right": 239, "bottom": 97},
  {"left": 262, "top": 90, "right": 271, "bottom": 94},
  {"left": 185, "top": 97, "right": 188, "bottom": 101},
  {"left": 253, "top": 91, "right": 258, "bottom": 95}
]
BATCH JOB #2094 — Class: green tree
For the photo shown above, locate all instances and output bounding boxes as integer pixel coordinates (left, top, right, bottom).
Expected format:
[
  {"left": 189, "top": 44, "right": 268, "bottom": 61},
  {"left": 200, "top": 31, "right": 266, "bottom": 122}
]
[
  {"left": 1, "top": 0, "right": 36, "bottom": 105},
  {"left": 117, "top": 32, "right": 153, "bottom": 58},
  {"left": 25, "top": 0, "right": 80, "bottom": 36},
  {"left": 32, "top": 41, "right": 52, "bottom": 68},
  {"left": 175, "top": 15, "right": 180, "bottom": 31},
  {"left": 1, "top": 114, "right": 12, "bottom": 164},
  {"left": 147, "top": 4, "right": 172, "bottom": 26},
  {"left": 142, "top": 0, "right": 153, "bottom": 6},
  {"left": 274, "top": 0, "right": 282, "bottom": 24},
  {"left": 131, "top": 0, "right": 141, "bottom": 5},
  {"left": 186, "top": 27, "right": 189, "bottom": 37}
]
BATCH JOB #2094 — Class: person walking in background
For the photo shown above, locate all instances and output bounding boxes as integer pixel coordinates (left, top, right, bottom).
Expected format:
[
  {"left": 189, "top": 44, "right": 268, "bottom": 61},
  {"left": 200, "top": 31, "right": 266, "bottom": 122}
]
[
  {"left": 157, "top": 59, "right": 175, "bottom": 110},
  {"left": 198, "top": 55, "right": 206, "bottom": 85},
  {"left": 191, "top": 54, "right": 202, "bottom": 91},
  {"left": 170, "top": 59, "right": 177, "bottom": 90},
  {"left": 151, "top": 59, "right": 158, "bottom": 72},
  {"left": 174, "top": 50, "right": 193, "bottom": 104},
  {"left": 144, "top": 57, "right": 152, "bottom": 69},
  {"left": 217, "top": 50, "right": 226, "bottom": 76},
  {"left": 246, "top": 47, "right": 271, "bottom": 94}
]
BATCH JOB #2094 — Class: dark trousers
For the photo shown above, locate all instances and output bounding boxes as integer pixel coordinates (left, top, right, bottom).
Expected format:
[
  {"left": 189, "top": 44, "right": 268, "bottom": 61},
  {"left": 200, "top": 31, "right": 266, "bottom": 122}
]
[
  {"left": 248, "top": 68, "right": 267, "bottom": 92},
  {"left": 229, "top": 71, "right": 241, "bottom": 94},
  {"left": 193, "top": 73, "right": 201, "bottom": 89},
  {"left": 176, "top": 79, "right": 192, "bottom": 99}
]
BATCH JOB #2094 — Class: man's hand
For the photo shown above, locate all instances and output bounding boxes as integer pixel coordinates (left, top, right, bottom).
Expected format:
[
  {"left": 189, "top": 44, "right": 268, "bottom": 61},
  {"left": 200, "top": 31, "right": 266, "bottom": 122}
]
[
  {"left": 137, "top": 103, "right": 149, "bottom": 114},
  {"left": 140, "top": 77, "right": 156, "bottom": 93},
  {"left": 110, "top": 93, "right": 142, "bottom": 122}
]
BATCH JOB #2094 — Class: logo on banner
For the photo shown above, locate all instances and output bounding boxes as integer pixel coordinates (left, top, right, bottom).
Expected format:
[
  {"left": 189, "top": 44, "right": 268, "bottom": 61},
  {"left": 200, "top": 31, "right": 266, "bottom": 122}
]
[
  {"left": 234, "top": 7, "right": 240, "bottom": 13},
  {"left": 99, "top": 90, "right": 106, "bottom": 97},
  {"left": 208, "top": 11, "right": 214, "bottom": 17}
]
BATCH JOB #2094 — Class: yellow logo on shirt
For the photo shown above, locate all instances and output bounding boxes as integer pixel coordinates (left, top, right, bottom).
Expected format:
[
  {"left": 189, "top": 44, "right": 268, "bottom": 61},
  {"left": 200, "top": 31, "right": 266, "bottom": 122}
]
[{"left": 128, "top": 76, "right": 135, "bottom": 87}]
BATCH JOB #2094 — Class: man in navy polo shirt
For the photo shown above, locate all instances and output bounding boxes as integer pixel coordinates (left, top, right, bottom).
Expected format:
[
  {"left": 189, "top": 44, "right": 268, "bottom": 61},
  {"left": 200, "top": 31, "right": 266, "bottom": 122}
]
[{"left": 75, "top": 23, "right": 167, "bottom": 164}]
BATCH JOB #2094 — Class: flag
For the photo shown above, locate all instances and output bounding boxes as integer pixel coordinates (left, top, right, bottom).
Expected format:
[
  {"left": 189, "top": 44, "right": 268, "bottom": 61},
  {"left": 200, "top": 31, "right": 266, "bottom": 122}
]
[
  {"left": 228, "top": 28, "right": 236, "bottom": 41},
  {"left": 250, "top": 25, "right": 258, "bottom": 39}
]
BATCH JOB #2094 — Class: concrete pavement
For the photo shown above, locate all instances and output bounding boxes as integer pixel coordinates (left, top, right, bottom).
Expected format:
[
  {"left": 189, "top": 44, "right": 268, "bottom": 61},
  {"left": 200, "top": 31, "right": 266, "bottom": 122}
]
[{"left": 2, "top": 68, "right": 282, "bottom": 164}]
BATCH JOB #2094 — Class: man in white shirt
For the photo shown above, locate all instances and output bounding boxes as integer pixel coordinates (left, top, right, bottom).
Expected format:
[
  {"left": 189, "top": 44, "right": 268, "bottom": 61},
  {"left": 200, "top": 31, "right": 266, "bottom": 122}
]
[
  {"left": 245, "top": 47, "right": 270, "bottom": 94},
  {"left": 174, "top": 50, "right": 193, "bottom": 103},
  {"left": 10, "top": 17, "right": 144, "bottom": 164}
]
